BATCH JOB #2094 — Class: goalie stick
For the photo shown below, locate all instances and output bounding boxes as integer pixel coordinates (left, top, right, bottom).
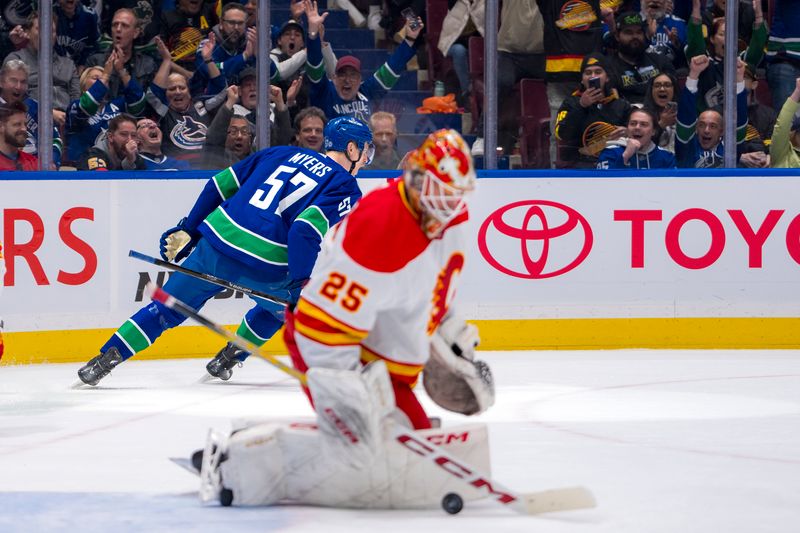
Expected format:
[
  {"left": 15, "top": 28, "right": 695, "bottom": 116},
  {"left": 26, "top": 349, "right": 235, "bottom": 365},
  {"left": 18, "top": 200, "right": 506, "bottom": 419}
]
[
  {"left": 129, "top": 250, "right": 289, "bottom": 307},
  {"left": 145, "top": 283, "right": 596, "bottom": 515}
]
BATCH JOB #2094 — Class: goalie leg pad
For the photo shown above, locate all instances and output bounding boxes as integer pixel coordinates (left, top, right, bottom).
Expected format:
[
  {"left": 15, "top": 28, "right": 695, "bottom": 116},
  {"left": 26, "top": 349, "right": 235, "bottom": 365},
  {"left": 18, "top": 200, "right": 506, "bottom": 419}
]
[
  {"left": 306, "top": 360, "right": 396, "bottom": 468},
  {"left": 386, "top": 422, "right": 493, "bottom": 507},
  {"left": 215, "top": 423, "right": 288, "bottom": 506},
  {"left": 202, "top": 418, "right": 493, "bottom": 509}
]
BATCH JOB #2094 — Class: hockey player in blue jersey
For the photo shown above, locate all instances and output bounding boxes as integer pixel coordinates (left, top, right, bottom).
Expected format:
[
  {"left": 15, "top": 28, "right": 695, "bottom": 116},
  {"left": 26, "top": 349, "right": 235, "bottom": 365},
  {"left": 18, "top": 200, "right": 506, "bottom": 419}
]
[{"left": 77, "top": 116, "right": 374, "bottom": 386}]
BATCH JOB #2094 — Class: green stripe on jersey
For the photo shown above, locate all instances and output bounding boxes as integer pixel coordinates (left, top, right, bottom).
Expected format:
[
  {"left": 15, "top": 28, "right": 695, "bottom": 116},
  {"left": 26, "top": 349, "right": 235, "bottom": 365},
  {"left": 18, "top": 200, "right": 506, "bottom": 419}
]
[
  {"left": 295, "top": 206, "right": 329, "bottom": 239},
  {"left": 117, "top": 319, "right": 151, "bottom": 353},
  {"left": 374, "top": 64, "right": 400, "bottom": 90},
  {"left": 204, "top": 207, "right": 288, "bottom": 265},
  {"left": 767, "top": 39, "right": 800, "bottom": 54},
  {"left": 675, "top": 120, "right": 695, "bottom": 143},
  {"left": 736, "top": 122, "right": 747, "bottom": 143},
  {"left": 128, "top": 93, "right": 146, "bottom": 116},
  {"left": 213, "top": 167, "right": 241, "bottom": 200},
  {"left": 306, "top": 59, "right": 325, "bottom": 83},
  {"left": 79, "top": 91, "right": 100, "bottom": 115},
  {"left": 237, "top": 319, "right": 269, "bottom": 346}
]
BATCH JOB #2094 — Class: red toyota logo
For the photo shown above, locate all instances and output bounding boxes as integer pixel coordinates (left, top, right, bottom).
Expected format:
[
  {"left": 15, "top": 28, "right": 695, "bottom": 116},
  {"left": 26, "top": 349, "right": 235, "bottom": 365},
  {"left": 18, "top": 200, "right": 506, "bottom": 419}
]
[{"left": 478, "top": 200, "right": 593, "bottom": 279}]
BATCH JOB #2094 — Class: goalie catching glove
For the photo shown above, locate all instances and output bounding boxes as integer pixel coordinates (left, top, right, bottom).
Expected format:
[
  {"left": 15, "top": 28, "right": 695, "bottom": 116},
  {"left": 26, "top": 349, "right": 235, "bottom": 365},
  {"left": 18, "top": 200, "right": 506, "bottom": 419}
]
[
  {"left": 424, "top": 313, "right": 495, "bottom": 415},
  {"left": 159, "top": 217, "right": 200, "bottom": 262}
]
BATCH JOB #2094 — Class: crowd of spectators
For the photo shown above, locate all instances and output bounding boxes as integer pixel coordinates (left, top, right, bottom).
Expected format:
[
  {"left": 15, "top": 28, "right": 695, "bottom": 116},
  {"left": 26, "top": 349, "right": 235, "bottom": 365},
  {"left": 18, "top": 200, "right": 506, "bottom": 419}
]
[{"left": 0, "top": 0, "right": 799, "bottom": 171}]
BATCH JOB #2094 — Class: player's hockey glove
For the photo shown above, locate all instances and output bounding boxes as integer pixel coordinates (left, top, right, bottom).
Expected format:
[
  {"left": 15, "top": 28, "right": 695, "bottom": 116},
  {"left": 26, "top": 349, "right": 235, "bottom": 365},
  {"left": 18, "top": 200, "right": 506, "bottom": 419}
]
[
  {"left": 159, "top": 217, "right": 200, "bottom": 262},
  {"left": 276, "top": 277, "right": 308, "bottom": 306}
]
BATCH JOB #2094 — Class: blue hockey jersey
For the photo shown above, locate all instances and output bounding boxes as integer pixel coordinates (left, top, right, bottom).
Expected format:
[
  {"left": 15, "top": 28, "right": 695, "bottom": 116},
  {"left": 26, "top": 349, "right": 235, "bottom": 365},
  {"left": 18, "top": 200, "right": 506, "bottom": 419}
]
[
  {"left": 22, "top": 97, "right": 62, "bottom": 168},
  {"left": 597, "top": 142, "right": 676, "bottom": 169},
  {"left": 190, "top": 25, "right": 279, "bottom": 95},
  {"left": 675, "top": 78, "right": 748, "bottom": 168},
  {"left": 140, "top": 153, "right": 191, "bottom": 170},
  {"left": 66, "top": 77, "right": 146, "bottom": 162},
  {"left": 305, "top": 34, "right": 415, "bottom": 122},
  {"left": 186, "top": 145, "right": 363, "bottom": 281},
  {"left": 55, "top": 2, "right": 100, "bottom": 66}
]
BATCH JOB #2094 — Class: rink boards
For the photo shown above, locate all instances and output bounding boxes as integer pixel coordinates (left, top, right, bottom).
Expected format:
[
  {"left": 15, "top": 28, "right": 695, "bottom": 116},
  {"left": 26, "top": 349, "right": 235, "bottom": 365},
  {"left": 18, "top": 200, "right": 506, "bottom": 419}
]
[{"left": 2, "top": 169, "right": 799, "bottom": 363}]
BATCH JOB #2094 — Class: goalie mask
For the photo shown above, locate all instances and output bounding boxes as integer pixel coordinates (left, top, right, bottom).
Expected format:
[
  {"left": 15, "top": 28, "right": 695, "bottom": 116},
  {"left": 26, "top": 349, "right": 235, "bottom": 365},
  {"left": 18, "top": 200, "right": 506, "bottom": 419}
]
[{"left": 404, "top": 129, "right": 476, "bottom": 238}]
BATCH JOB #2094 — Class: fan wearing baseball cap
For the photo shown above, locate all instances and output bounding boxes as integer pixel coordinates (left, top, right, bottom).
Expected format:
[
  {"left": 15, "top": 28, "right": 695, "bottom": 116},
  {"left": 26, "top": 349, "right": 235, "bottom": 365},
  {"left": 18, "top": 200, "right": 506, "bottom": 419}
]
[
  {"left": 271, "top": 17, "right": 342, "bottom": 114},
  {"left": 604, "top": 11, "right": 676, "bottom": 105},
  {"left": 554, "top": 52, "right": 632, "bottom": 168},
  {"left": 303, "top": 0, "right": 423, "bottom": 122},
  {"left": 270, "top": 20, "right": 307, "bottom": 81}
]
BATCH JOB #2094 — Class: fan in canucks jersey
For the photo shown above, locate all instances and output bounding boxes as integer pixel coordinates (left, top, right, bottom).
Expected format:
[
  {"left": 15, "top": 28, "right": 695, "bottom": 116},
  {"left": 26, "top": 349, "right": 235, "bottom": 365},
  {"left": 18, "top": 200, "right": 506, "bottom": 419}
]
[
  {"left": 78, "top": 117, "right": 374, "bottom": 387},
  {"left": 304, "top": 0, "right": 422, "bottom": 122}
]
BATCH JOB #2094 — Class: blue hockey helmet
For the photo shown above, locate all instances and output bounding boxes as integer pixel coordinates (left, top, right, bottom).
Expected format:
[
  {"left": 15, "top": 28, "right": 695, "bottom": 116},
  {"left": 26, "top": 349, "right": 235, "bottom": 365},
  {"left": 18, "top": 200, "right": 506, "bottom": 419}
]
[{"left": 323, "top": 116, "right": 374, "bottom": 165}]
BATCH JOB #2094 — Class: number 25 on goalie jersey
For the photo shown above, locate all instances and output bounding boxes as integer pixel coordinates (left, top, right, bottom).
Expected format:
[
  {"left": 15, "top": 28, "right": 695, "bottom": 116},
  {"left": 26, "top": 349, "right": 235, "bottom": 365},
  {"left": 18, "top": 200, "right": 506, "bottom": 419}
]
[
  {"left": 195, "top": 146, "right": 363, "bottom": 281},
  {"left": 289, "top": 180, "right": 469, "bottom": 386}
]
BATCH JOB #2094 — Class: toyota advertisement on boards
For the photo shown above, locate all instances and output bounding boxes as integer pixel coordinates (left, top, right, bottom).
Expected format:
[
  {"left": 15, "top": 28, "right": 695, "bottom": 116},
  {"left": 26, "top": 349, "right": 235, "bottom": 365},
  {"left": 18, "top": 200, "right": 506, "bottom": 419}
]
[
  {"left": 1, "top": 175, "right": 799, "bottom": 337},
  {"left": 467, "top": 177, "right": 800, "bottom": 321}
]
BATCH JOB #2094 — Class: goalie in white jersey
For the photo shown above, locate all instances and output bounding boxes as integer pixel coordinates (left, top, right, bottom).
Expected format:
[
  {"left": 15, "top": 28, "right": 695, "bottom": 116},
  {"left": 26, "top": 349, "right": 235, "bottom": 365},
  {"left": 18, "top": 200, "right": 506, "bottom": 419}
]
[
  {"left": 284, "top": 129, "right": 494, "bottom": 429},
  {"left": 193, "top": 130, "right": 497, "bottom": 510}
]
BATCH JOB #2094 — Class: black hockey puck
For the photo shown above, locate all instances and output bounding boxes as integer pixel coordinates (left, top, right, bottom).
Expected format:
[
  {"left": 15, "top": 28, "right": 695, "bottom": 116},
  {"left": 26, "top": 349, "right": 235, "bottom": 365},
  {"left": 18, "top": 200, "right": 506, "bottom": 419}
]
[
  {"left": 220, "top": 488, "right": 234, "bottom": 507},
  {"left": 441, "top": 492, "right": 463, "bottom": 515}
]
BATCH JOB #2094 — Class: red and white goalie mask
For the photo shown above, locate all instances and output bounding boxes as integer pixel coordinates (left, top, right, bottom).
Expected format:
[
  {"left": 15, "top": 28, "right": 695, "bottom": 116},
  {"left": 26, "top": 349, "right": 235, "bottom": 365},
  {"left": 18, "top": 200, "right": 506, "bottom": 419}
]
[{"left": 404, "top": 129, "right": 476, "bottom": 238}]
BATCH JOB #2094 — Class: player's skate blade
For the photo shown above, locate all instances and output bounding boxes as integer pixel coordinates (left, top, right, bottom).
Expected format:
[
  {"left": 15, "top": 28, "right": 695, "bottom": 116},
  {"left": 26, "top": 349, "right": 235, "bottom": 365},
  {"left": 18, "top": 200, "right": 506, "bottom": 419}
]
[
  {"left": 169, "top": 457, "right": 200, "bottom": 476},
  {"left": 169, "top": 449, "right": 204, "bottom": 477}
]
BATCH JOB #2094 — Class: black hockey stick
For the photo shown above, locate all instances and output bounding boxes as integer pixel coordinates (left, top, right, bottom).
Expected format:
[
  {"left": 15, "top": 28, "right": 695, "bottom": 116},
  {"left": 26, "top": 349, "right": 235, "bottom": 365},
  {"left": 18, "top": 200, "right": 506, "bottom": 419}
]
[
  {"left": 145, "top": 283, "right": 596, "bottom": 516},
  {"left": 129, "top": 250, "right": 289, "bottom": 307}
]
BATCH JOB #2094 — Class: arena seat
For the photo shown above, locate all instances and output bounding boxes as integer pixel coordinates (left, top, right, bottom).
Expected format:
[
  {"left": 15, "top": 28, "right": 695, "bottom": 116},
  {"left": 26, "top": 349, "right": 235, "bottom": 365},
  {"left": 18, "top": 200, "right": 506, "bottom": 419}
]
[
  {"left": 519, "top": 78, "right": 551, "bottom": 169},
  {"left": 425, "top": 0, "right": 453, "bottom": 88},
  {"left": 468, "top": 36, "right": 484, "bottom": 133}
]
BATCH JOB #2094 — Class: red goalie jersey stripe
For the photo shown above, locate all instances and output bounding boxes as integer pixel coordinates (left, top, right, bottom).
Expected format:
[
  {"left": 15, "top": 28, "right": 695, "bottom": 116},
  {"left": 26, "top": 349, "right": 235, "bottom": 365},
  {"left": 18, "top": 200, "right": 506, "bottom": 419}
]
[{"left": 342, "top": 180, "right": 469, "bottom": 273}]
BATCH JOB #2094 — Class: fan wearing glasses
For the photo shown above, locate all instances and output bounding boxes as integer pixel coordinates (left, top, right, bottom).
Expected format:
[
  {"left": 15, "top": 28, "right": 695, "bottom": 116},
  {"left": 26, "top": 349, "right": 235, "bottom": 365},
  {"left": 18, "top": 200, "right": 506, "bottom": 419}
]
[
  {"left": 136, "top": 118, "right": 191, "bottom": 171},
  {"left": 0, "top": 101, "right": 38, "bottom": 171},
  {"left": 190, "top": 2, "right": 278, "bottom": 95},
  {"left": 203, "top": 114, "right": 256, "bottom": 169}
]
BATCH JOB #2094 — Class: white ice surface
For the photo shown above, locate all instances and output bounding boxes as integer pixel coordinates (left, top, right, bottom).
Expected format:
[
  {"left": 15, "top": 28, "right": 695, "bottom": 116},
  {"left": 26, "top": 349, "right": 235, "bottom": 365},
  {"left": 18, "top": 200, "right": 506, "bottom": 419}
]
[{"left": 1, "top": 350, "right": 799, "bottom": 532}]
